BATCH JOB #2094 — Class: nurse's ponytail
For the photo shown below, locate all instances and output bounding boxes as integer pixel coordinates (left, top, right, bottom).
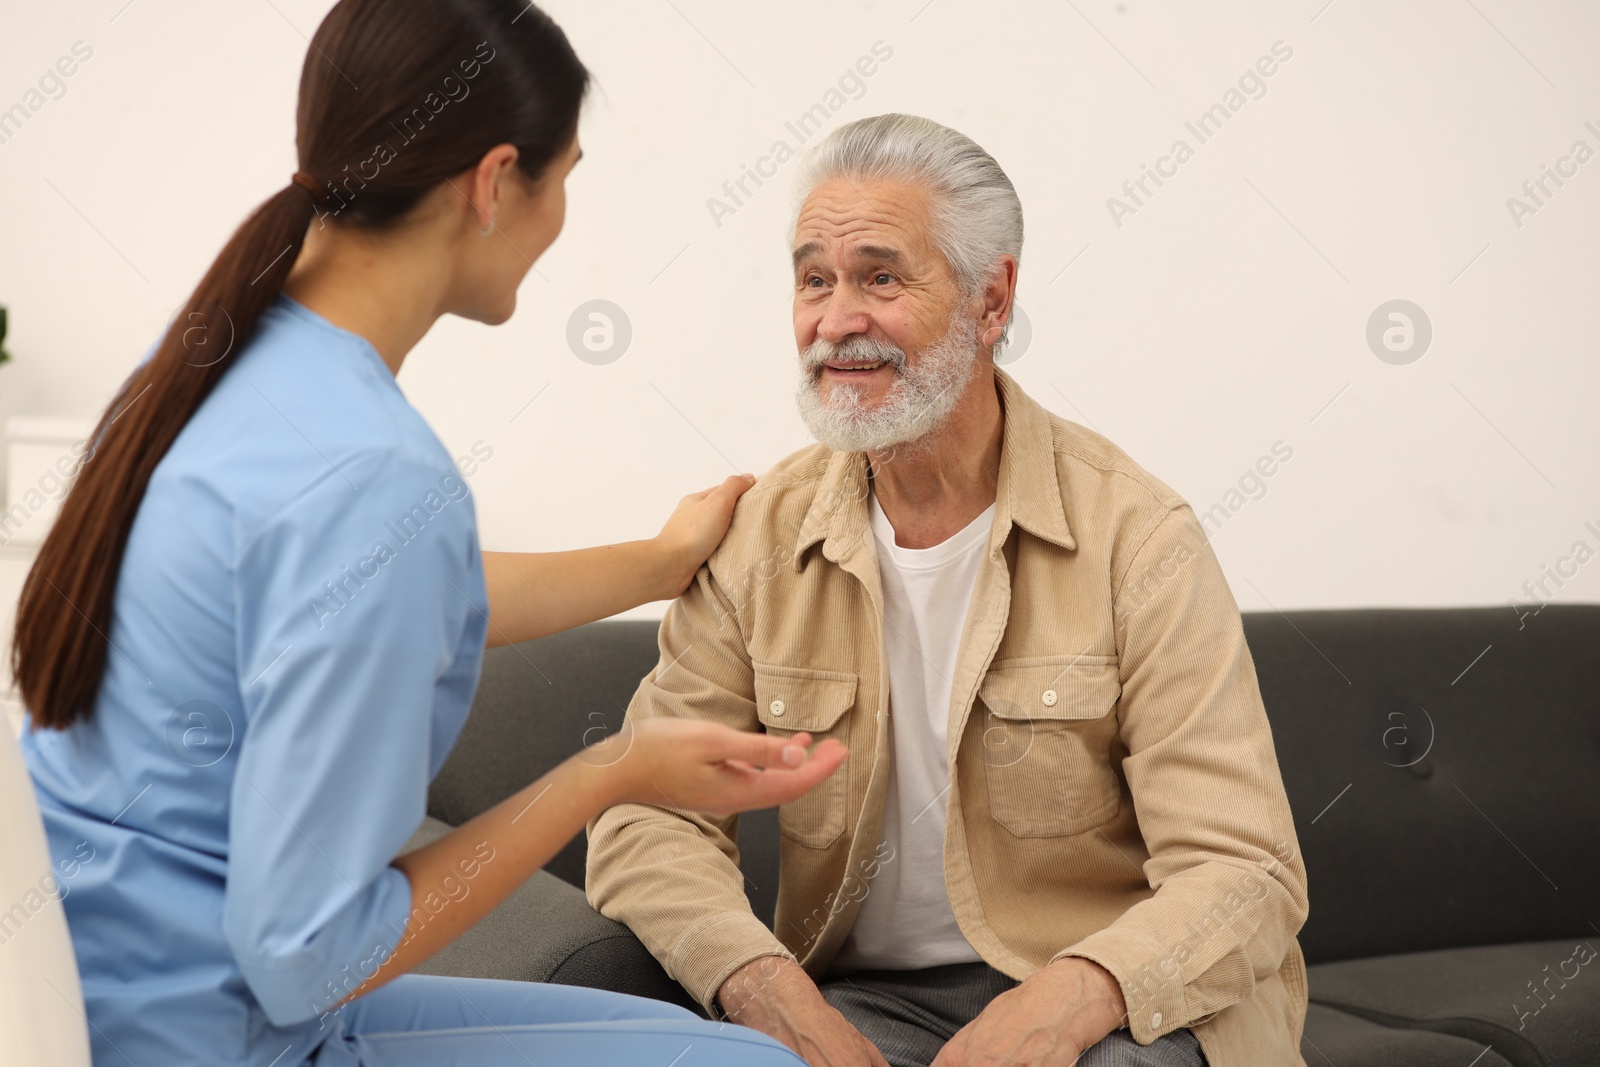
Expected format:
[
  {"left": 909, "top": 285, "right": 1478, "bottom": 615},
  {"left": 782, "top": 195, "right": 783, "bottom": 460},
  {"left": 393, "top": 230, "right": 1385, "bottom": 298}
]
[{"left": 13, "top": 0, "right": 587, "bottom": 729}]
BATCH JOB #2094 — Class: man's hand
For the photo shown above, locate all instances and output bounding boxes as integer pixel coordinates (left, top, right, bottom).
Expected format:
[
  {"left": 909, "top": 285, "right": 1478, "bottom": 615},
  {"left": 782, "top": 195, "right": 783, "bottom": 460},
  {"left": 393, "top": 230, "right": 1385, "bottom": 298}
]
[
  {"left": 718, "top": 955, "right": 890, "bottom": 1067},
  {"left": 932, "top": 957, "right": 1127, "bottom": 1067}
]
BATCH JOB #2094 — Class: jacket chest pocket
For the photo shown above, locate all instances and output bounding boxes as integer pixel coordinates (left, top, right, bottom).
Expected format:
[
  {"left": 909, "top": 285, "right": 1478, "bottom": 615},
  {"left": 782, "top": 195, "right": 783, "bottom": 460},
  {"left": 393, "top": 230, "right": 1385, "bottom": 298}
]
[
  {"left": 977, "top": 655, "right": 1122, "bottom": 838},
  {"left": 754, "top": 663, "right": 856, "bottom": 849}
]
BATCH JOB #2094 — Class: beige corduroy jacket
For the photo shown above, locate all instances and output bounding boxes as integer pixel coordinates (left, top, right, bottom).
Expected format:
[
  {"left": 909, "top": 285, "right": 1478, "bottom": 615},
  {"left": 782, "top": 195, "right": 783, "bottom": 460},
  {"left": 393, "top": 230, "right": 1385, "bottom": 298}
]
[{"left": 586, "top": 369, "right": 1310, "bottom": 1066}]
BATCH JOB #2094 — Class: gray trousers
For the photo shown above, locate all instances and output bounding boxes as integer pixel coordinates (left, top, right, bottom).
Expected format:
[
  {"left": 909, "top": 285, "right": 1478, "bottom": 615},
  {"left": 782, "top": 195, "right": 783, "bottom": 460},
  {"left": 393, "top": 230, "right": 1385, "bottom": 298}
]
[{"left": 820, "top": 962, "right": 1207, "bottom": 1067}]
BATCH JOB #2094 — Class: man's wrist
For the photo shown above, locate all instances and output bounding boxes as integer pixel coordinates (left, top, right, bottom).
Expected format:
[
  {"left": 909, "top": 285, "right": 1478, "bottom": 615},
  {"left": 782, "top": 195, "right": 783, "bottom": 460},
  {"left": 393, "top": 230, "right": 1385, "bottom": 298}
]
[
  {"left": 716, "top": 953, "right": 805, "bottom": 1022},
  {"left": 1042, "top": 956, "right": 1129, "bottom": 1042}
]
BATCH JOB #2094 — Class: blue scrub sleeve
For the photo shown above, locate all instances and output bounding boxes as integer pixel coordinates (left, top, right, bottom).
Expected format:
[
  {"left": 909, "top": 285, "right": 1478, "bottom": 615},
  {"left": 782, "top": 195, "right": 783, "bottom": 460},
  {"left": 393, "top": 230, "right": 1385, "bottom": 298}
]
[{"left": 223, "top": 446, "right": 479, "bottom": 1026}]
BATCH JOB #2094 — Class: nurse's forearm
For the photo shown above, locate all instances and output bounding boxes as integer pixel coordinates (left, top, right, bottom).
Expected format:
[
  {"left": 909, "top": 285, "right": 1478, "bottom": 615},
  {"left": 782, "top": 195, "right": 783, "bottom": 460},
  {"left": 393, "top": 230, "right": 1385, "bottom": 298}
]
[
  {"left": 478, "top": 474, "right": 753, "bottom": 646},
  {"left": 481, "top": 542, "right": 691, "bottom": 647},
  {"left": 341, "top": 753, "right": 618, "bottom": 1005},
  {"left": 337, "top": 719, "right": 837, "bottom": 1010}
]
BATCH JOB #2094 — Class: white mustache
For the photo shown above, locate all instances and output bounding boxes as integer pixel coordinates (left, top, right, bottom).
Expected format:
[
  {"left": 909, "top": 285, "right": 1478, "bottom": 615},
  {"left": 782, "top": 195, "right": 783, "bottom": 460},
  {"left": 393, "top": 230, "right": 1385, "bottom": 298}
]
[{"left": 800, "top": 334, "right": 907, "bottom": 373}]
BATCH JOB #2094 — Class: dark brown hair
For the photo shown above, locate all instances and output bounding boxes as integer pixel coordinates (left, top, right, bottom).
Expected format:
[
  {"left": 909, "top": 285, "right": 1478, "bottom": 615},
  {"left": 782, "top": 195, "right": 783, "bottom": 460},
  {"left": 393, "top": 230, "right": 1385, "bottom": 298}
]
[{"left": 13, "top": 0, "right": 587, "bottom": 729}]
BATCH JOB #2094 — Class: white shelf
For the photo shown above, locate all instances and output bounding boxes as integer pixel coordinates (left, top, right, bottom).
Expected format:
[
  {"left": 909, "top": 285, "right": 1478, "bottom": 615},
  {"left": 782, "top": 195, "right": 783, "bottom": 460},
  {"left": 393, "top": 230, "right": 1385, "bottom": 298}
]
[
  {"left": 3, "top": 416, "right": 94, "bottom": 549},
  {"left": 4, "top": 416, "right": 96, "bottom": 445}
]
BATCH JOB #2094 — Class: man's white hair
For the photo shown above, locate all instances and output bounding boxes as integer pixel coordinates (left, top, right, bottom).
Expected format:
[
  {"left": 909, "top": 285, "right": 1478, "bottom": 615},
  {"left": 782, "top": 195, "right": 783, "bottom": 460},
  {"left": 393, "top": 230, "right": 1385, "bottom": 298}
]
[{"left": 792, "top": 113, "right": 1024, "bottom": 302}]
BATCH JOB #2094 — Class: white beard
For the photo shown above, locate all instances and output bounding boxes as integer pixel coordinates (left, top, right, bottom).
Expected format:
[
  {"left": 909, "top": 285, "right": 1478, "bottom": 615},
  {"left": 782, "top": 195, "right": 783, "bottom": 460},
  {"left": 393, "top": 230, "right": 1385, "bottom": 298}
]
[{"left": 795, "top": 313, "right": 980, "bottom": 454}]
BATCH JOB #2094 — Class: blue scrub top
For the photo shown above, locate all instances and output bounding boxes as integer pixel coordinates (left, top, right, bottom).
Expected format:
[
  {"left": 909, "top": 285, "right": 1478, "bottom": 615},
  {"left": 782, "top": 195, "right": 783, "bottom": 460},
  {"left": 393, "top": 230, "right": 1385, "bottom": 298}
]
[{"left": 21, "top": 293, "right": 491, "bottom": 1065}]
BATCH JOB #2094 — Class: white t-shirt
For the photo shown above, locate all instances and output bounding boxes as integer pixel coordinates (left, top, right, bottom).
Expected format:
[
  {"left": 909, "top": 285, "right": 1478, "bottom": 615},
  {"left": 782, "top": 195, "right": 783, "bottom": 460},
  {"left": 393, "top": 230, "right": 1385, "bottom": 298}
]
[{"left": 831, "top": 489, "right": 996, "bottom": 971}]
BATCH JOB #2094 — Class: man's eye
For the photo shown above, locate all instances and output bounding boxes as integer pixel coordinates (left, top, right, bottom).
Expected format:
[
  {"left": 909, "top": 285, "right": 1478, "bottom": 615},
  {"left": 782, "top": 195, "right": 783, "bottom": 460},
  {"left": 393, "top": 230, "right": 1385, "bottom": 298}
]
[
  {"left": 872, "top": 273, "right": 895, "bottom": 286},
  {"left": 806, "top": 276, "right": 827, "bottom": 288}
]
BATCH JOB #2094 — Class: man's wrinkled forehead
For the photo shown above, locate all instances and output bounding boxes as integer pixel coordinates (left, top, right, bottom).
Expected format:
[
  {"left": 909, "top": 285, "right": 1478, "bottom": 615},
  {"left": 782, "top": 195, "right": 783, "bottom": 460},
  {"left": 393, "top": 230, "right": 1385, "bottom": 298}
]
[{"left": 790, "top": 179, "right": 934, "bottom": 269}]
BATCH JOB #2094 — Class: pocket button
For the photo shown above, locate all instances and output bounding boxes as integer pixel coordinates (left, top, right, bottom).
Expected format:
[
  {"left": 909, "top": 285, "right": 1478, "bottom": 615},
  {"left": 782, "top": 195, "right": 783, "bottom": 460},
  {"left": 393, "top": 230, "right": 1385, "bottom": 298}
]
[{"left": 1041, "top": 689, "right": 1058, "bottom": 707}]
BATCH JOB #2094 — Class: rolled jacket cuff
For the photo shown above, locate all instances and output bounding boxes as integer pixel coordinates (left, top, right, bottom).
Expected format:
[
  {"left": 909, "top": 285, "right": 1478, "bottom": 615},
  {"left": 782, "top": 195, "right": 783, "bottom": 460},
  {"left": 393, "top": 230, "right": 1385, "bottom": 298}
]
[
  {"left": 666, "top": 910, "right": 797, "bottom": 1015},
  {"left": 1053, "top": 925, "right": 1186, "bottom": 1044}
]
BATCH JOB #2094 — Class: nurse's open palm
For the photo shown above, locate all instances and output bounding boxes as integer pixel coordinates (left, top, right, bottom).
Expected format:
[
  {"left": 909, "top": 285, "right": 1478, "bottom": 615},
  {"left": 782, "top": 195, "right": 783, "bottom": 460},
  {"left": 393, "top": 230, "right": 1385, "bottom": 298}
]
[{"left": 607, "top": 718, "right": 847, "bottom": 816}]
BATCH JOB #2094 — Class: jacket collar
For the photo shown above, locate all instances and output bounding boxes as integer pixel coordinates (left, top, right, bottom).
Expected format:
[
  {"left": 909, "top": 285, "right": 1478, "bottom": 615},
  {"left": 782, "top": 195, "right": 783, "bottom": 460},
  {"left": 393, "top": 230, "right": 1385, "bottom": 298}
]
[{"left": 792, "top": 367, "right": 1076, "bottom": 569}]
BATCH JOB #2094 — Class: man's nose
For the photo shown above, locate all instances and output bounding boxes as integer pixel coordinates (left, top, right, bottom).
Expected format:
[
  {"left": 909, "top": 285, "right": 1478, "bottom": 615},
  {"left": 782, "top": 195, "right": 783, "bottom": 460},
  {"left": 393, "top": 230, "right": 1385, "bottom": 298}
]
[{"left": 815, "top": 288, "right": 873, "bottom": 344}]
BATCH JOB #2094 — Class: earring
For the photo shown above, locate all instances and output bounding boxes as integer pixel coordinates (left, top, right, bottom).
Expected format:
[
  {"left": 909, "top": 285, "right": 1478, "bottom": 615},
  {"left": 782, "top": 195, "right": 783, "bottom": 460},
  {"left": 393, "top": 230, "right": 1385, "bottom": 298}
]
[{"left": 480, "top": 217, "right": 496, "bottom": 237}]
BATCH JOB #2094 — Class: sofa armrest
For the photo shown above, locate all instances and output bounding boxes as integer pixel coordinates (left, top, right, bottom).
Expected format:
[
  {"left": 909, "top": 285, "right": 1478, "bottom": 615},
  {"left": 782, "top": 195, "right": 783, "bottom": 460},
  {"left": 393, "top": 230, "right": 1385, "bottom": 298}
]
[{"left": 404, "top": 817, "right": 702, "bottom": 1015}]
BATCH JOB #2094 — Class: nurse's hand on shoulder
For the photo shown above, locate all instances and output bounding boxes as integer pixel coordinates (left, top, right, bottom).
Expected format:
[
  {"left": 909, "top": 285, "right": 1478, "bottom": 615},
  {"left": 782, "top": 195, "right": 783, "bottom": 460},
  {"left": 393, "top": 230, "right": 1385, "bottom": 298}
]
[
  {"left": 654, "top": 474, "right": 757, "bottom": 599},
  {"left": 603, "top": 719, "right": 847, "bottom": 816}
]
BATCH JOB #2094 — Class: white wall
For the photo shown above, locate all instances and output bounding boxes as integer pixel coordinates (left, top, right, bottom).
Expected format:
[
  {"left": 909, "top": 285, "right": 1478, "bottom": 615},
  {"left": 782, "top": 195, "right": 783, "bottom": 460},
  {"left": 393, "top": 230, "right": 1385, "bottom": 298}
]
[{"left": 2, "top": 0, "right": 1597, "bottom": 698}]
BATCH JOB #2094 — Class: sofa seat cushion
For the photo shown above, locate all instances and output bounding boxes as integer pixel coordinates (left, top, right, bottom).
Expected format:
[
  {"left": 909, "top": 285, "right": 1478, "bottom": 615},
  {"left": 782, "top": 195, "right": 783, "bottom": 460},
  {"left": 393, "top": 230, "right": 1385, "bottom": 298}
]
[
  {"left": 1307, "top": 939, "right": 1598, "bottom": 1067},
  {"left": 1302, "top": 1002, "right": 1512, "bottom": 1067}
]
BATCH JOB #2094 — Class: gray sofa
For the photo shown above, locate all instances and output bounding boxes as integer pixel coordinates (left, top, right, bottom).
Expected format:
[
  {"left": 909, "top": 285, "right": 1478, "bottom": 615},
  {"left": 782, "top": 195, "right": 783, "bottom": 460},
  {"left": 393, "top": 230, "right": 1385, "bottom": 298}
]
[{"left": 409, "top": 605, "right": 1600, "bottom": 1066}]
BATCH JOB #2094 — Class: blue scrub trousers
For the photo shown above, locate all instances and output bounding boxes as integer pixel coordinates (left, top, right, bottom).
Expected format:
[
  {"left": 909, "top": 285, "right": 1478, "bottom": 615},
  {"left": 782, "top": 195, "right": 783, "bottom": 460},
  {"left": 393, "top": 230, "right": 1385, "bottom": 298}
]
[{"left": 309, "top": 974, "right": 805, "bottom": 1066}]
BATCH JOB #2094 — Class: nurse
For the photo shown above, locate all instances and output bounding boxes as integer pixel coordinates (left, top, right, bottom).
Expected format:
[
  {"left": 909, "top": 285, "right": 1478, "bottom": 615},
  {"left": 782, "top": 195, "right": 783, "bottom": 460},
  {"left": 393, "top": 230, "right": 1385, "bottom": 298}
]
[{"left": 11, "top": 1, "right": 842, "bottom": 1064}]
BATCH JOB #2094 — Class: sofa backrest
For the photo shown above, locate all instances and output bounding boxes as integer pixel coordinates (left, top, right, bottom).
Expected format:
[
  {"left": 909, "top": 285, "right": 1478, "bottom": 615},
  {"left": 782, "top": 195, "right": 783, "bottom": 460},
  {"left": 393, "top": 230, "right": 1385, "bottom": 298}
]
[
  {"left": 430, "top": 620, "right": 661, "bottom": 890},
  {"left": 428, "top": 620, "right": 783, "bottom": 921},
  {"left": 1243, "top": 604, "right": 1598, "bottom": 964},
  {"left": 432, "top": 605, "right": 1600, "bottom": 964}
]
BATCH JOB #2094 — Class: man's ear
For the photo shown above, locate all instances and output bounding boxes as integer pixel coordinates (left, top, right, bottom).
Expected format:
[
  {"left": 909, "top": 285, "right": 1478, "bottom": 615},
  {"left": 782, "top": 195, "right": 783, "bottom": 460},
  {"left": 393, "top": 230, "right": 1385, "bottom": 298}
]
[{"left": 977, "top": 254, "right": 1019, "bottom": 349}]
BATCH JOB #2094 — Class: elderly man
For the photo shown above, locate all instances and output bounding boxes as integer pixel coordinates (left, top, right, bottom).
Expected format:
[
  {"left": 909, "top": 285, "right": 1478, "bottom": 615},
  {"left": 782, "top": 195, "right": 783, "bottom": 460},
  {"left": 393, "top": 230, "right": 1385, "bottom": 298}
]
[{"left": 587, "top": 114, "right": 1309, "bottom": 1067}]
